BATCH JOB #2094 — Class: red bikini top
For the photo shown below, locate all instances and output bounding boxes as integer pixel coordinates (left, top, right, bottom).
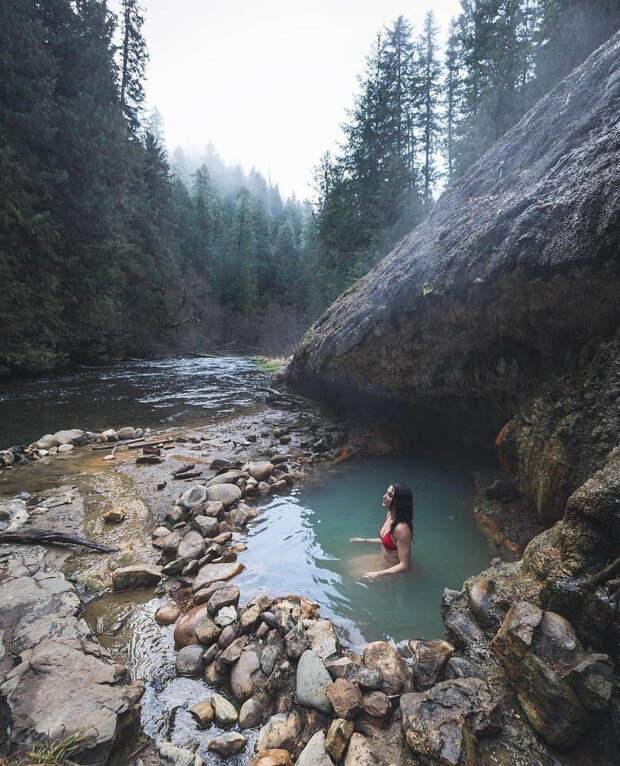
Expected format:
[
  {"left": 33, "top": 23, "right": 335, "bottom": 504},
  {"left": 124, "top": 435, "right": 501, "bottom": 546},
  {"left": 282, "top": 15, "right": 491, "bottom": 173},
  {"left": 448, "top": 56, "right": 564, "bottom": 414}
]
[{"left": 379, "top": 527, "right": 397, "bottom": 551}]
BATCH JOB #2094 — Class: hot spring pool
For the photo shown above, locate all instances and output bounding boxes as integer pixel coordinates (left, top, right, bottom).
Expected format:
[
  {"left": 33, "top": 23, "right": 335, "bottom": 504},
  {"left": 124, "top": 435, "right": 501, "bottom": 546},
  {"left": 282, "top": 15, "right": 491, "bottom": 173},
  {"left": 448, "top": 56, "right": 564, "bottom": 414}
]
[{"left": 234, "top": 455, "right": 496, "bottom": 646}]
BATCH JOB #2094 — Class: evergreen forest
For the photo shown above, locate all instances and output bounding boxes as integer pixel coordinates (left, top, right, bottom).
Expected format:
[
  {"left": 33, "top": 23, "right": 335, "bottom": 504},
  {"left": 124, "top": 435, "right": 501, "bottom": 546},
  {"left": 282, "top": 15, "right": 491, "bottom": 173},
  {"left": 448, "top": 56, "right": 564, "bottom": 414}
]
[{"left": 1, "top": 0, "right": 619, "bottom": 374}]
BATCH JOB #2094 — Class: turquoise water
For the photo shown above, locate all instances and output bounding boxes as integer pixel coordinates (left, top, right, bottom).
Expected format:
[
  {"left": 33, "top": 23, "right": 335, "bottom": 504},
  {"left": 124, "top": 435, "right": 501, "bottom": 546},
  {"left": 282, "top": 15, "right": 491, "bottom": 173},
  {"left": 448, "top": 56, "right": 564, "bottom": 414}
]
[{"left": 235, "top": 455, "right": 495, "bottom": 647}]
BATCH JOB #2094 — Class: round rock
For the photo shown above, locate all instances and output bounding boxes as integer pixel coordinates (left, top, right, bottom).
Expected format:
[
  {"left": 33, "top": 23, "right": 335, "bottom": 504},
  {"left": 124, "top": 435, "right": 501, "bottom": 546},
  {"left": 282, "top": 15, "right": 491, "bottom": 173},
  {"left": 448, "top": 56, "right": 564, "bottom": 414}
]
[{"left": 176, "top": 645, "right": 204, "bottom": 676}]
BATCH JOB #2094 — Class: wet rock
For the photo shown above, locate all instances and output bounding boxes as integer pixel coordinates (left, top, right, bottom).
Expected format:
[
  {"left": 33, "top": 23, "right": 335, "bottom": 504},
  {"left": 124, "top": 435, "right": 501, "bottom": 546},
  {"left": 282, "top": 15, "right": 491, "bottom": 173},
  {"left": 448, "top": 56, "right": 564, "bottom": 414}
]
[
  {"left": 468, "top": 578, "right": 498, "bottom": 630},
  {"left": 565, "top": 653, "right": 614, "bottom": 711},
  {"left": 489, "top": 601, "right": 589, "bottom": 747},
  {"left": 117, "top": 426, "right": 136, "bottom": 439},
  {"left": 102, "top": 507, "right": 126, "bottom": 523},
  {"left": 231, "top": 650, "right": 264, "bottom": 701},
  {"left": 207, "top": 483, "right": 242, "bottom": 507},
  {"left": 204, "top": 643, "right": 218, "bottom": 665},
  {"left": 296, "top": 649, "right": 333, "bottom": 714},
  {"left": 190, "top": 699, "right": 214, "bottom": 726},
  {"left": 400, "top": 678, "right": 500, "bottom": 766},
  {"left": 178, "top": 530, "right": 206, "bottom": 561},
  {"left": 250, "top": 750, "right": 293, "bottom": 766},
  {"left": 260, "top": 644, "right": 282, "bottom": 676},
  {"left": 285, "top": 622, "right": 309, "bottom": 659},
  {"left": 256, "top": 622, "right": 270, "bottom": 639},
  {"left": 54, "top": 428, "right": 86, "bottom": 445},
  {"left": 152, "top": 525, "right": 170, "bottom": 538},
  {"left": 195, "top": 617, "right": 221, "bottom": 646},
  {"left": 444, "top": 609, "right": 485, "bottom": 649},
  {"left": 362, "top": 641, "right": 411, "bottom": 696},
  {"left": 305, "top": 619, "right": 339, "bottom": 661},
  {"left": 208, "top": 584, "right": 240, "bottom": 615},
  {"left": 208, "top": 732, "right": 246, "bottom": 757},
  {"left": 211, "top": 457, "right": 233, "bottom": 472},
  {"left": 240, "top": 603, "right": 263, "bottom": 634},
  {"left": 192, "top": 561, "right": 244, "bottom": 591},
  {"left": 444, "top": 656, "right": 482, "bottom": 680},
  {"left": 207, "top": 469, "right": 248, "bottom": 486},
  {"left": 326, "top": 678, "right": 363, "bottom": 720},
  {"left": 176, "top": 645, "right": 204, "bottom": 676},
  {"left": 256, "top": 712, "right": 302, "bottom": 752},
  {"left": 58, "top": 443, "right": 74, "bottom": 453},
  {"left": 218, "top": 624, "right": 239, "bottom": 650},
  {"left": 112, "top": 564, "right": 161, "bottom": 592},
  {"left": 162, "top": 558, "right": 186, "bottom": 576},
  {"left": 179, "top": 485, "right": 209, "bottom": 511},
  {"left": 155, "top": 739, "right": 203, "bottom": 766},
  {"left": 343, "top": 733, "right": 379, "bottom": 766},
  {"left": 215, "top": 605, "right": 238, "bottom": 628},
  {"left": 220, "top": 638, "right": 250, "bottom": 667},
  {"left": 174, "top": 604, "right": 213, "bottom": 647},
  {"left": 155, "top": 604, "right": 181, "bottom": 625},
  {"left": 1, "top": 637, "right": 143, "bottom": 765},
  {"left": 101, "top": 428, "right": 118, "bottom": 442},
  {"left": 248, "top": 461, "right": 274, "bottom": 481},
  {"left": 296, "top": 730, "right": 334, "bottom": 766},
  {"left": 193, "top": 515, "right": 219, "bottom": 538},
  {"left": 325, "top": 718, "right": 354, "bottom": 762},
  {"left": 362, "top": 691, "right": 390, "bottom": 718},
  {"left": 36, "top": 434, "right": 59, "bottom": 450},
  {"left": 408, "top": 638, "right": 454, "bottom": 690},
  {"left": 212, "top": 692, "right": 238, "bottom": 726},
  {"left": 161, "top": 530, "right": 182, "bottom": 558},
  {"left": 239, "top": 697, "right": 263, "bottom": 729},
  {"left": 205, "top": 660, "right": 228, "bottom": 685},
  {"left": 182, "top": 560, "right": 200, "bottom": 576}
]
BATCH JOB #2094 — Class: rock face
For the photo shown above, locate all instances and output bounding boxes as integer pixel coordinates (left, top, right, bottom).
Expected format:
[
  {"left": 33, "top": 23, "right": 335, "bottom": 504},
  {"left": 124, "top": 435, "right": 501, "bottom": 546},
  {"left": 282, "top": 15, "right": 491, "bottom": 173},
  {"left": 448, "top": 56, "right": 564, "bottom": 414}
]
[{"left": 286, "top": 31, "right": 620, "bottom": 446}]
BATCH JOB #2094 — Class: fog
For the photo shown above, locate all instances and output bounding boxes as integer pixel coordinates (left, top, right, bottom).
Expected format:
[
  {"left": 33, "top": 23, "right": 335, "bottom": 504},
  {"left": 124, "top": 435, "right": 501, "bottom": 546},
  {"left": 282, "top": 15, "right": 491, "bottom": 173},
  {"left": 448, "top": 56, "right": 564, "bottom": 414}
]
[{"left": 135, "top": 0, "right": 461, "bottom": 198}]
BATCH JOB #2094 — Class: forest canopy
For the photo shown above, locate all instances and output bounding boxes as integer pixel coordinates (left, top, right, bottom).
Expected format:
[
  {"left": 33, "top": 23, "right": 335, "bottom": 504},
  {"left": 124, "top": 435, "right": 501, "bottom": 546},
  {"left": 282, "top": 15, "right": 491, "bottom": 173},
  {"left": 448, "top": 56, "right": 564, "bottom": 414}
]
[{"left": 1, "top": 0, "right": 618, "bottom": 374}]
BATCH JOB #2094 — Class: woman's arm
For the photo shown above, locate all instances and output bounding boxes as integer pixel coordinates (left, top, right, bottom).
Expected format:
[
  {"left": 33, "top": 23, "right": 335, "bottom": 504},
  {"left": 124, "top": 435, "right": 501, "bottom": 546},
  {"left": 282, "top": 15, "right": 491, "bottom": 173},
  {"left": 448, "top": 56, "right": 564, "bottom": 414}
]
[
  {"left": 350, "top": 537, "right": 381, "bottom": 543},
  {"left": 362, "top": 525, "right": 411, "bottom": 580}
]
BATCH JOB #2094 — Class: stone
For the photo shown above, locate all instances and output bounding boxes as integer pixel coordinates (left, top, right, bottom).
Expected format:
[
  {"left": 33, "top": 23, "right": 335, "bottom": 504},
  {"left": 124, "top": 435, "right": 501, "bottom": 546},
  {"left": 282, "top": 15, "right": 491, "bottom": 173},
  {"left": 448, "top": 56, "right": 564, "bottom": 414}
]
[
  {"left": 248, "top": 460, "right": 274, "bottom": 481},
  {"left": 218, "top": 624, "right": 239, "bottom": 650},
  {"left": 205, "top": 660, "right": 228, "bottom": 685},
  {"left": 260, "top": 644, "right": 281, "bottom": 676},
  {"left": 178, "top": 530, "right": 206, "bottom": 561},
  {"left": 565, "top": 653, "right": 614, "bottom": 711},
  {"left": 102, "top": 507, "right": 126, "bottom": 523},
  {"left": 207, "top": 470, "right": 248, "bottom": 486},
  {"left": 54, "top": 428, "right": 86, "bottom": 445},
  {"left": 206, "top": 483, "right": 243, "bottom": 507},
  {"left": 195, "top": 618, "right": 221, "bottom": 646},
  {"left": 220, "top": 637, "right": 249, "bottom": 665},
  {"left": 112, "top": 564, "right": 161, "bottom": 592},
  {"left": 0, "top": 637, "right": 143, "bottom": 765},
  {"left": 162, "top": 558, "right": 186, "bottom": 576},
  {"left": 155, "top": 604, "right": 181, "bottom": 625},
  {"left": 325, "top": 718, "right": 354, "bottom": 762},
  {"left": 238, "top": 698, "right": 263, "bottom": 731},
  {"left": 296, "top": 730, "right": 334, "bottom": 766},
  {"left": 152, "top": 525, "right": 170, "bottom": 538},
  {"left": 203, "top": 500, "right": 225, "bottom": 518},
  {"left": 179, "top": 485, "right": 208, "bottom": 511},
  {"left": 215, "top": 605, "right": 238, "bottom": 628},
  {"left": 208, "top": 732, "right": 246, "bottom": 757},
  {"left": 284, "top": 622, "right": 309, "bottom": 659},
  {"left": 193, "top": 514, "right": 219, "bottom": 538},
  {"left": 326, "top": 678, "right": 363, "bottom": 720},
  {"left": 193, "top": 561, "right": 244, "bottom": 591},
  {"left": 176, "top": 645, "right": 204, "bottom": 676},
  {"left": 408, "top": 638, "right": 455, "bottom": 690},
  {"left": 190, "top": 699, "right": 214, "bottom": 726},
  {"left": 117, "top": 426, "right": 136, "bottom": 439},
  {"left": 58, "top": 443, "right": 74, "bottom": 453},
  {"left": 306, "top": 619, "right": 339, "bottom": 661},
  {"left": 211, "top": 457, "right": 233, "bottom": 472},
  {"left": 208, "top": 584, "right": 240, "bottom": 615},
  {"left": 490, "top": 601, "right": 589, "bottom": 747},
  {"left": 256, "top": 712, "right": 302, "bottom": 752},
  {"left": 204, "top": 644, "right": 218, "bottom": 665},
  {"left": 241, "top": 603, "right": 263, "bottom": 633},
  {"left": 343, "top": 733, "right": 379, "bottom": 766},
  {"left": 212, "top": 530, "right": 232, "bottom": 545},
  {"left": 36, "top": 434, "right": 59, "bottom": 450},
  {"left": 400, "top": 678, "right": 500, "bottom": 766},
  {"left": 444, "top": 609, "right": 485, "bottom": 649},
  {"left": 362, "top": 691, "right": 390, "bottom": 718},
  {"left": 155, "top": 739, "right": 203, "bottom": 766},
  {"left": 231, "top": 650, "right": 262, "bottom": 701},
  {"left": 174, "top": 604, "right": 212, "bottom": 648},
  {"left": 296, "top": 649, "right": 333, "bottom": 714},
  {"left": 362, "top": 641, "right": 411, "bottom": 696},
  {"left": 212, "top": 692, "right": 238, "bottom": 726},
  {"left": 161, "top": 530, "right": 182, "bottom": 557},
  {"left": 250, "top": 750, "right": 293, "bottom": 766},
  {"left": 101, "top": 428, "right": 118, "bottom": 442}
]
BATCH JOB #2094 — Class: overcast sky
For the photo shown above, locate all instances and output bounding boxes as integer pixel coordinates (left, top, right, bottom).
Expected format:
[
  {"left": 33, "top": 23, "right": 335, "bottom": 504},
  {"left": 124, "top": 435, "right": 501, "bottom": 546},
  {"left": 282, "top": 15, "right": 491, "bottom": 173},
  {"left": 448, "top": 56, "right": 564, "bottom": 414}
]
[{"left": 138, "top": 0, "right": 462, "bottom": 198}]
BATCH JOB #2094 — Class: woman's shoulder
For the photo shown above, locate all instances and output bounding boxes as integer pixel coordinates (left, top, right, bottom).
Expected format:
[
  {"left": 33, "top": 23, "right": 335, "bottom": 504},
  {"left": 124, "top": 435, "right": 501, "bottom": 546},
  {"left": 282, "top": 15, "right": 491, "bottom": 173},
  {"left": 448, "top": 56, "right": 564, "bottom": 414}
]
[{"left": 394, "top": 522, "right": 412, "bottom": 540}]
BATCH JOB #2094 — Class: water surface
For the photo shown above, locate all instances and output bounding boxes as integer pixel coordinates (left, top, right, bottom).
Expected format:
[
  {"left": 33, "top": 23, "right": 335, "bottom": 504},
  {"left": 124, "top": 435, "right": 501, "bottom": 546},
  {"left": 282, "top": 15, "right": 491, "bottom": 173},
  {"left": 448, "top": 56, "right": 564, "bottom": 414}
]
[{"left": 0, "top": 355, "right": 267, "bottom": 447}]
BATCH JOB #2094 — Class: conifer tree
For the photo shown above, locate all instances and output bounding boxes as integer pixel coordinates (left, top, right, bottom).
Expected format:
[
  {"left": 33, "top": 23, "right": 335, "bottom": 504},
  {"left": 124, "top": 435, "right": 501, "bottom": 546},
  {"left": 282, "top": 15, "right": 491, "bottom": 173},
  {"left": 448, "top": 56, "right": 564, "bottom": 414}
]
[
  {"left": 416, "top": 11, "right": 442, "bottom": 202},
  {"left": 119, "top": 0, "right": 148, "bottom": 132}
]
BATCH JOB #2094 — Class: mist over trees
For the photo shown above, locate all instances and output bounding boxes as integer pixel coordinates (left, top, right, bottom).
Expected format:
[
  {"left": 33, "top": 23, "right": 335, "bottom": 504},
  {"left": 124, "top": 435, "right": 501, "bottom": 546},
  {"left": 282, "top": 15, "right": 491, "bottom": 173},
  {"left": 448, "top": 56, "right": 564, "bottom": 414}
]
[{"left": 1, "top": 0, "right": 618, "bottom": 374}]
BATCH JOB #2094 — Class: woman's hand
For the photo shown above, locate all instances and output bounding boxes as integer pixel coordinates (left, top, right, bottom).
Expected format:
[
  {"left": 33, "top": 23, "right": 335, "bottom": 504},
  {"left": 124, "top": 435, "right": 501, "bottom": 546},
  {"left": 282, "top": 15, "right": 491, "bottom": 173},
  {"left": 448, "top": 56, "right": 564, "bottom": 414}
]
[{"left": 362, "top": 570, "right": 381, "bottom": 581}]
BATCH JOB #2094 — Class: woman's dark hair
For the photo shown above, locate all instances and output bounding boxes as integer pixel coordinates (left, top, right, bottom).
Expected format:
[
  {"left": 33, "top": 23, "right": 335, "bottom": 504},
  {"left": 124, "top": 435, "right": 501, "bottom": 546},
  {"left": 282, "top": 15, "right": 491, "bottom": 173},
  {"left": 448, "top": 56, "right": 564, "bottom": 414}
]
[{"left": 390, "top": 483, "right": 414, "bottom": 540}]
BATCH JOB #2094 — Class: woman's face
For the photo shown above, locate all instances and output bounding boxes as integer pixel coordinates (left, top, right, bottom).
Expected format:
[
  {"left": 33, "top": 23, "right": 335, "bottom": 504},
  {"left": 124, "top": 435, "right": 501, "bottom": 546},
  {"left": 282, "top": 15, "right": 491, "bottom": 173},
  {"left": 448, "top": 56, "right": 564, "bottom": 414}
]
[{"left": 382, "top": 484, "right": 395, "bottom": 509}]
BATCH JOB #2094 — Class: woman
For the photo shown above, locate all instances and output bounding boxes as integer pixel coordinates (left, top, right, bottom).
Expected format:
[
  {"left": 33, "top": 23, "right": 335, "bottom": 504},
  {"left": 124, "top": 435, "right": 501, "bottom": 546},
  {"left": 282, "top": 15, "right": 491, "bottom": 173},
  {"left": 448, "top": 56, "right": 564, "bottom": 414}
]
[{"left": 350, "top": 483, "right": 413, "bottom": 581}]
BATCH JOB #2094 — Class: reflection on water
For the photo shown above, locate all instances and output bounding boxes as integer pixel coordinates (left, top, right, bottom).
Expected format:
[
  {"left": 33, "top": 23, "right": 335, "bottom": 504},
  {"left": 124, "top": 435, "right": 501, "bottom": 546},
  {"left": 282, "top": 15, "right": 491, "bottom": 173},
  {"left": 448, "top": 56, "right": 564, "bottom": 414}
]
[
  {"left": 235, "top": 455, "right": 498, "bottom": 645},
  {"left": 0, "top": 356, "right": 267, "bottom": 446}
]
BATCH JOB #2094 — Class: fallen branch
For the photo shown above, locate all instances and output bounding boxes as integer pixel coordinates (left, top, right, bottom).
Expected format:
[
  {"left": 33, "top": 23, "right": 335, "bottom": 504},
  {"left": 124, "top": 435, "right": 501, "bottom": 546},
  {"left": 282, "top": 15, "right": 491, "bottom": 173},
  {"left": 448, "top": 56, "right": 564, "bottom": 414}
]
[
  {"left": 585, "top": 557, "right": 620, "bottom": 589},
  {"left": 0, "top": 529, "right": 119, "bottom": 553}
]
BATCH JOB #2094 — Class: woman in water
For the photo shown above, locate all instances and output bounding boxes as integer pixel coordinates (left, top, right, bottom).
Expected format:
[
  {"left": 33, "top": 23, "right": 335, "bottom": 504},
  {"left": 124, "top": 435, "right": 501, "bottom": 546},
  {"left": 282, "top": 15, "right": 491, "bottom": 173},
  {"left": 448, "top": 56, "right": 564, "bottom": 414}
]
[{"left": 350, "top": 483, "right": 413, "bottom": 581}]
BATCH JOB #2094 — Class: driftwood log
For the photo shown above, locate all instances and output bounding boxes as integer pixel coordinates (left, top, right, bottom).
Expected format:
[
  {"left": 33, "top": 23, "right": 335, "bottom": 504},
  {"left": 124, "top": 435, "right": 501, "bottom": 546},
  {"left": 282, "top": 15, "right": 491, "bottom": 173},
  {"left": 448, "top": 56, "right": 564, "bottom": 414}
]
[
  {"left": 0, "top": 529, "right": 119, "bottom": 553},
  {"left": 586, "top": 557, "right": 620, "bottom": 589}
]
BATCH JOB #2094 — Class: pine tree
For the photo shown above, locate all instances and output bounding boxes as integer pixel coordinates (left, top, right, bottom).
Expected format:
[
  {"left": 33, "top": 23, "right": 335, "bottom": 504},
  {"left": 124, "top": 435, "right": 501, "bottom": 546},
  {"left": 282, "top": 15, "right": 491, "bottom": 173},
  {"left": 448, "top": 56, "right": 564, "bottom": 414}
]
[
  {"left": 118, "top": 0, "right": 148, "bottom": 132},
  {"left": 416, "top": 11, "right": 442, "bottom": 202},
  {"left": 443, "top": 19, "right": 464, "bottom": 182}
]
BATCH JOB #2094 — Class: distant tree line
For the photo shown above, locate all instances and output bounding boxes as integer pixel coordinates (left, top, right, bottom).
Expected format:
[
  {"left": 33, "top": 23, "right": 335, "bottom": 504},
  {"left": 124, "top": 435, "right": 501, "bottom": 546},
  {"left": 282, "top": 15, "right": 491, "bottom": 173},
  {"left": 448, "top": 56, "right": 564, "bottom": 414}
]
[
  {"left": 0, "top": 0, "right": 618, "bottom": 374},
  {"left": 313, "top": 1, "right": 620, "bottom": 300}
]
